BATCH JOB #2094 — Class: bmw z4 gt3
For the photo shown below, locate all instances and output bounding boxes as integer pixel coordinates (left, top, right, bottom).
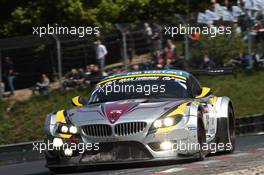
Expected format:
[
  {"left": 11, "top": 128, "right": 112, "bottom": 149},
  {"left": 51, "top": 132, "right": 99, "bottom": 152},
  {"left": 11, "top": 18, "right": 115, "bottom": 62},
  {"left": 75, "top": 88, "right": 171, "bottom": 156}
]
[{"left": 44, "top": 70, "right": 236, "bottom": 172}]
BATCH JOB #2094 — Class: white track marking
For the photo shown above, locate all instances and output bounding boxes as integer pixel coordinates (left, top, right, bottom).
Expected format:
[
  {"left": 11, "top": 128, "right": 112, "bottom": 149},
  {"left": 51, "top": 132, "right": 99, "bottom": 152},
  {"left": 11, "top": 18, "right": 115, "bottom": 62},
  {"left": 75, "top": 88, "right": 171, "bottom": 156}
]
[
  {"left": 196, "top": 160, "right": 221, "bottom": 164},
  {"left": 257, "top": 148, "right": 264, "bottom": 151},
  {"left": 161, "top": 167, "right": 186, "bottom": 173},
  {"left": 227, "top": 153, "right": 251, "bottom": 157}
]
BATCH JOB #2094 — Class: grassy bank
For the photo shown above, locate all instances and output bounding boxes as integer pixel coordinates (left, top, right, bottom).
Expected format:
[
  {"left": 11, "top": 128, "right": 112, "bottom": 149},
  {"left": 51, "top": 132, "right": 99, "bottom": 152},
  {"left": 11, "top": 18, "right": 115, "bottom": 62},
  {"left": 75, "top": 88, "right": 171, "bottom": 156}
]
[
  {"left": 198, "top": 71, "right": 264, "bottom": 117},
  {"left": 0, "top": 72, "right": 263, "bottom": 144},
  {"left": 0, "top": 90, "right": 87, "bottom": 144}
]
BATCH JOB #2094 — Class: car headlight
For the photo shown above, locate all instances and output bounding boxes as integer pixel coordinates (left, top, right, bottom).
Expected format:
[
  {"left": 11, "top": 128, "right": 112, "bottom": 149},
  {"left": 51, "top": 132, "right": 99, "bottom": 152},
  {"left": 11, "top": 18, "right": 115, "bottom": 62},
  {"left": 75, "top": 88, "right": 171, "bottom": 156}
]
[
  {"left": 152, "top": 114, "right": 183, "bottom": 129},
  {"left": 153, "top": 120, "right": 162, "bottom": 128},
  {"left": 69, "top": 126, "right": 78, "bottom": 134},
  {"left": 61, "top": 125, "right": 69, "bottom": 133},
  {"left": 163, "top": 118, "right": 175, "bottom": 127},
  {"left": 57, "top": 124, "right": 78, "bottom": 134}
]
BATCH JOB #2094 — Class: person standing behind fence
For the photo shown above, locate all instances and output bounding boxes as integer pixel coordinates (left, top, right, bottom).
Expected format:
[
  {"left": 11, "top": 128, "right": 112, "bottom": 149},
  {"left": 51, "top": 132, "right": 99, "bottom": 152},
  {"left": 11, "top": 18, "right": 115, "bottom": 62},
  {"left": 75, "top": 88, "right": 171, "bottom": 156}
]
[
  {"left": 144, "top": 23, "right": 153, "bottom": 52},
  {"left": 95, "top": 40, "right": 108, "bottom": 70},
  {"left": 1, "top": 82, "right": 5, "bottom": 95},
  {"left": 3, "top": 57, "right": 16, "bottom": 96}
]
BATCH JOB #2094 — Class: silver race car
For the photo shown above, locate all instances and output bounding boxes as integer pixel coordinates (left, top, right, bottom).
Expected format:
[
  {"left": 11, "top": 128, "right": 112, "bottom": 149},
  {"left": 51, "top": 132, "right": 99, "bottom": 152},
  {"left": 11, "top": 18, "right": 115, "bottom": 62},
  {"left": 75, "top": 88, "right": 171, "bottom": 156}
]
[{"left": 44, "top": 70, "right": 236, "bottom": 173}]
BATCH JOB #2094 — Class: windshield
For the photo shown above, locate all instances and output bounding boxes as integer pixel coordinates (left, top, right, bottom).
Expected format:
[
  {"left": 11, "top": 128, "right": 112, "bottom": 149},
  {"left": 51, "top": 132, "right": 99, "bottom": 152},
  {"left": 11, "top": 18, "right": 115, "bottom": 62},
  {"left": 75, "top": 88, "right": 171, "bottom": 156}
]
[{"left": 88, "top": 76, "right": 189, "bottom": 104}]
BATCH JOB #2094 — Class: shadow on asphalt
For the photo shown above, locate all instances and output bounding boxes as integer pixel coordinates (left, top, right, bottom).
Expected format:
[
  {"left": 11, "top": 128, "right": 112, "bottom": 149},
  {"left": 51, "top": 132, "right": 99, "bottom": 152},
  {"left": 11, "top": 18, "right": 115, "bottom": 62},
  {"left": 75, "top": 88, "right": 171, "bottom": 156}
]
[
  {"left": 61, "top": 159, "right": 197, "bottom": 174},
  {"left": 28, "top": 152, "right": 239, "bottom": 175}
]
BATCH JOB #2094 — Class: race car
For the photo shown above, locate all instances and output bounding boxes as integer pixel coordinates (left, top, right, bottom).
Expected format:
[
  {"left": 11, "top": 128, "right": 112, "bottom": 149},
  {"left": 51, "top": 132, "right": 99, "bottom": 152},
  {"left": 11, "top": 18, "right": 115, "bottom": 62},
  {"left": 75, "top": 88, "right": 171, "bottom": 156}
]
[{"left": 44, "top": 70, "right": 236, "bottom": 173}]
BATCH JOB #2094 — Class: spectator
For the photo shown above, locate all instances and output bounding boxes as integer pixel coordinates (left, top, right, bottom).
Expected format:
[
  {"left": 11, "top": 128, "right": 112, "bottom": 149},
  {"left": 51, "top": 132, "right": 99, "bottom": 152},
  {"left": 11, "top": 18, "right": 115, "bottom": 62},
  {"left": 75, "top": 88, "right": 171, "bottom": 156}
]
[
  {"left": 164, "top": 59, "right": 174, "bottom": 70},
  {"left": 252, "top": 49, "right": 264, "bottom": 70},
  {"left": 32, "top": 74, "right": 50, "bottom": 96},
  {"left": 202, "top": 54, "right": 215, "bottom": 69},
  {"left": 166, "top": 39, "right": 177, "bottom": 55},
  {"left": 1, "top": 82, "right": 5, "bottom": 95},
  {"left": 144, "top": 23, "right": 153, "bottom": 51},
  {"left": 123, "top": 27, "right": 135, "bottom": 63},
  {"left": 189, "top": 31, "right": 201, "bottom": 47},
  {"left": 233, "top": 21, "right": 242, "bottom": 36},
  {"left": 163, "top": 46, "right": 176, "bottom": 61},
  {"left": 156, "top": 58, "right": 164, "bottom": 70},
  {"left": 95, "top": 40, "right": 108, "bottom": 70},
  {"left": 90, "top": 64, "right": 102, "bottom": 77},
  {"left": 152, "top": 49, "right": 163, "bottom": 62},
  {"left": 210, "top": 0, "right": 217, "bottom": 11},
  {"left": 3, "top": 57, "right": 16, "bottom": 96},
  {"left": 151, "top": 23, "right": 162, "bottom": 51},
  {"left": 83, "top": 65, "right": 92, "bottom": 87},
  {"left": 131, "top": 64, "right": 140, "bottom": 71},
  {"left": 144, "top": 23, "right": 153, "bottom": 39},
  {"left": 85, "top": 65, "right": 92, "bottom": 76},
  {"left": 243, "top": 54, "right": 253, "bottom": 70},
  {"left": 63, "top": 69, "right": 83, "bottom": 90}
]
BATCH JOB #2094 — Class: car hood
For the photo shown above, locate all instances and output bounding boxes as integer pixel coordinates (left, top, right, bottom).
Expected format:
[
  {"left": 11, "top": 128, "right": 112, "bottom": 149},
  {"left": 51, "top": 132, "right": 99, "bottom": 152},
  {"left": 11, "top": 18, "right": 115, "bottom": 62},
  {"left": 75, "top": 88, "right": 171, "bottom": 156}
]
[{"left": 67, "top": 99, "right": 190, "bottom": 126}]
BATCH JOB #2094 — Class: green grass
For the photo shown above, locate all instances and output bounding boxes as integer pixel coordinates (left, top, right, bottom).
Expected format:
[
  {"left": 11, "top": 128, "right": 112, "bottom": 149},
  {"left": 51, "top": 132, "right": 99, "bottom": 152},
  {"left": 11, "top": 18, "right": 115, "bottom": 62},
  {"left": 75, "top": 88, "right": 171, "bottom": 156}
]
[
  {"left": 198, "top": 71, "right": 264, "bottom": 117},
  {"left": 0, "top": 89, "right": 88, "bottom": 144},
  {"left": 0, "top": 72, "right": 263, "bottom": 144}
]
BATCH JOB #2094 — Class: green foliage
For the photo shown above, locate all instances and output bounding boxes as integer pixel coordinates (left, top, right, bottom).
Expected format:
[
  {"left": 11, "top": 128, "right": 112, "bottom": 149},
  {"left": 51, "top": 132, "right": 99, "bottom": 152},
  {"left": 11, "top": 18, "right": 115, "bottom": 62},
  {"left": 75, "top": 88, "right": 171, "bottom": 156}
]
[
  {"left": 0, "top": 0, "right": 210, "bottom": 37},
  {"left": 190, "top": 34, "right": 246, "bottom": 66}
]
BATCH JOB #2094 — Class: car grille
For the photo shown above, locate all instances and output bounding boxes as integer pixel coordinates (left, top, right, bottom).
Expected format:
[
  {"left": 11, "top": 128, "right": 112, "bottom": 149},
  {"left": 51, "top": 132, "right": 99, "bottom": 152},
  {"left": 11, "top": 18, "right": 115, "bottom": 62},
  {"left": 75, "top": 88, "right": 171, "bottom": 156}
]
[
  {"left": 82, "top": 124, "right": 112, "bottom": 137},
  {"left": 114, "top": 122, "right": 147, "bottom": 136},
  {"left": 81, "top": 141, "right": 153, "bottom": 163}
]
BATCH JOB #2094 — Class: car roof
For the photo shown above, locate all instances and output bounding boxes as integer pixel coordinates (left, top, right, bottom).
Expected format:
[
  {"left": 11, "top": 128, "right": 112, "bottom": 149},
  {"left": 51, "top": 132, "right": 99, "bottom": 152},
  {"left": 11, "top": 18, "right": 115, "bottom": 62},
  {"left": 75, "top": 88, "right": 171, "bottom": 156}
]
[{"left": 98, "top": 70, "right": 190, "bottom": 85}]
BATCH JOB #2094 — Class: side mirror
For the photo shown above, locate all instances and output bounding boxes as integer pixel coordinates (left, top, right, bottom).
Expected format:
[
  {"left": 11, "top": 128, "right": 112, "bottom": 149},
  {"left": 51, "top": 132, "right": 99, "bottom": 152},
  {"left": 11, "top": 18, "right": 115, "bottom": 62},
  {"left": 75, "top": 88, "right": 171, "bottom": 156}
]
[
  {"left": 195, "top": 87, "right": 211, "bottom": 98},
  {"left": 71, "top": 96, "right": 86, "bottom": 107}
]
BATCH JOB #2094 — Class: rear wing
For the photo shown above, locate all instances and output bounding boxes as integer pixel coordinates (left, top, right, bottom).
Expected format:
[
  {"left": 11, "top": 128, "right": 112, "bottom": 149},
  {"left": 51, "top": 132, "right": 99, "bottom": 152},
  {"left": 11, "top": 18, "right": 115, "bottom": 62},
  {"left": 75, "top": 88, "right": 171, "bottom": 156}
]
[{"left": 189, "top": 68, "right": 234, "bottom": 76}]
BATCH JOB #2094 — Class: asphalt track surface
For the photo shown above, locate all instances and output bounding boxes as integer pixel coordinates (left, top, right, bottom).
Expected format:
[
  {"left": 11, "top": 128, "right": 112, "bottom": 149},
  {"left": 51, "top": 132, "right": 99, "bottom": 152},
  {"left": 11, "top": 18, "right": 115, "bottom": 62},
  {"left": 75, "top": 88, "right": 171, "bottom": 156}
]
[{"left": 0, "top": 135, "right": 264, "bottom": 175}]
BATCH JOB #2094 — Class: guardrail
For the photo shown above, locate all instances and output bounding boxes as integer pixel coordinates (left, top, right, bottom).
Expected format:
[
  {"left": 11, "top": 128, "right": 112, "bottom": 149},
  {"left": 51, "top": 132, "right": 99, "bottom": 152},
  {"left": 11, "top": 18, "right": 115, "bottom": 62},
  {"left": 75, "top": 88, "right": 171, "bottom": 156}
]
[
  {"left": 236, "top": 113, "right": 264, "bottom": 135},
  {"left": 0, "top": 114, "right": 263, "bottom": 165},
  {"left": 0, "top": 141, "right": 43, "bottom": 165}
]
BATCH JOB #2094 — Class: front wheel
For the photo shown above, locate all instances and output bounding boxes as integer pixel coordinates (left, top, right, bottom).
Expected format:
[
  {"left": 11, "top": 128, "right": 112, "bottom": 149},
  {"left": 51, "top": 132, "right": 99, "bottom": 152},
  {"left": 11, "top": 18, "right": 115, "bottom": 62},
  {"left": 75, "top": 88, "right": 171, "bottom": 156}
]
[
  {"left": 197, "top": 114, "right": 206, "bottom": 160},
  {"left": 226, "top": 105, "right": 236, "bottom": 153}
]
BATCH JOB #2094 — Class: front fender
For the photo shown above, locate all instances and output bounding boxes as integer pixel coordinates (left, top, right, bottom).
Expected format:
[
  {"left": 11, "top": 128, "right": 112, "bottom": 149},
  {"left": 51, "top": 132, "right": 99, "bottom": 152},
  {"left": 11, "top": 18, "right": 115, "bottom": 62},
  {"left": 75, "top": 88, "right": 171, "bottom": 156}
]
[
  {"left": 44, "top": 113, "right": 57, "bottom": 138},
  {"left": 216, "top": 96, "right": 233, "bottom": 119}
]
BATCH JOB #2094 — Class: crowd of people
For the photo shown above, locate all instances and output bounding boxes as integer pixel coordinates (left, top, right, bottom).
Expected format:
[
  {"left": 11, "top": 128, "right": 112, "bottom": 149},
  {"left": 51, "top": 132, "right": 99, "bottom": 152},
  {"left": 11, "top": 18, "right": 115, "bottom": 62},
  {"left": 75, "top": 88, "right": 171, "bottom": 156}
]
[
  {"left": 209, "top": 0, "right": 264, "bottom": 70},
  {"left": 1, "top": 0, "right": 264, "bottom": 97},
  {"left": 62, "top": 64, "right": 106, "bottom": 91}
]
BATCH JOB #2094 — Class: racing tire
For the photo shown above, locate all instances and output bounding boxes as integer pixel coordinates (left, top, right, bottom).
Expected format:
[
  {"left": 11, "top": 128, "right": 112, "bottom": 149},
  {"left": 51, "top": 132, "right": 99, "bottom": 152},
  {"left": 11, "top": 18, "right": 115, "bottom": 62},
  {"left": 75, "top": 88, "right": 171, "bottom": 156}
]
[
  {"left": 197, "top": 112, "right": 206, "bottom": 161},
  {"left": 225, "top": 105, "right": 236, "bottom": 153}
]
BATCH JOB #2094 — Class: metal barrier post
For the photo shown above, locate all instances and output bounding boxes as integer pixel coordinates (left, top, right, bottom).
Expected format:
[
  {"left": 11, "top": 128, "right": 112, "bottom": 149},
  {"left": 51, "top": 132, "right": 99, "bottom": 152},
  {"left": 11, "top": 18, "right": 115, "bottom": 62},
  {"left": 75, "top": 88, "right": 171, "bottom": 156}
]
[
  {"left": 248, "top": 32, "right": 252, "bottom": 54},
  {"left": 51, "top": 35, "right": 63, "bottom": 91},
  {"left": 0, "top": 50, "right": 2, "bottom": 100},
  {"left": 122, "top": 32, "right": 128, "bottom": 69},
  {"left": 174, "top": 14, "right": 189, "bottom": 63},
  {"left": 115, "top": 24, "right": 128, "bottom": 70}
]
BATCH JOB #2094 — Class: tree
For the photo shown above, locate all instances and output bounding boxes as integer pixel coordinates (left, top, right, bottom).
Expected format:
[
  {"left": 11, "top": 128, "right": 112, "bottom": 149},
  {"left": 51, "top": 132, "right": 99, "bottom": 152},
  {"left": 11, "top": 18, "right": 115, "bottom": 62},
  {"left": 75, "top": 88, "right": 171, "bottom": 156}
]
[{"left": 0, "top": 0, "right": 210, "bottom": 37}]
